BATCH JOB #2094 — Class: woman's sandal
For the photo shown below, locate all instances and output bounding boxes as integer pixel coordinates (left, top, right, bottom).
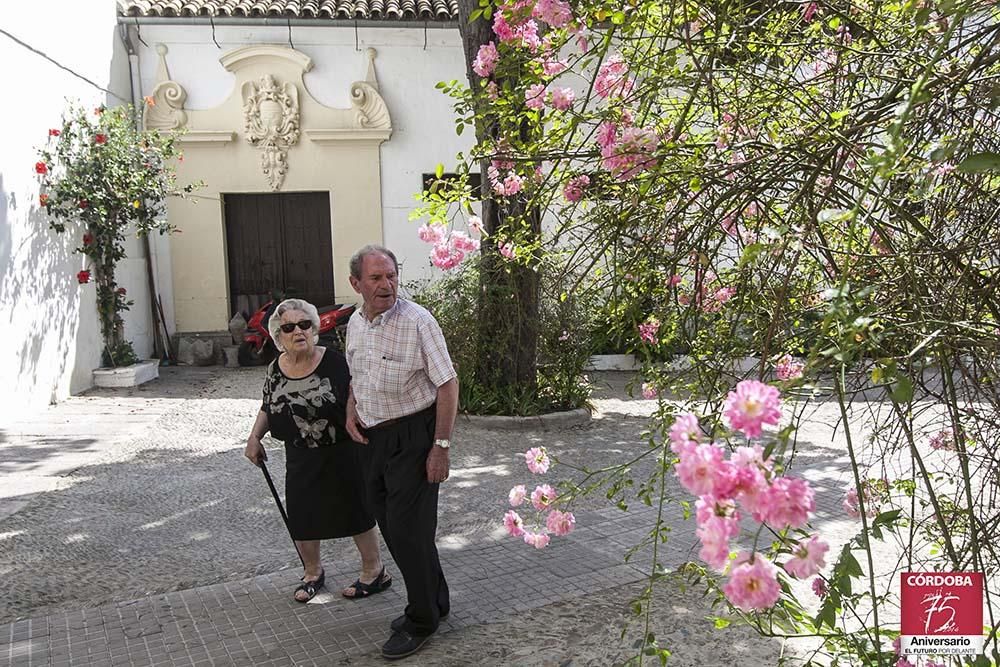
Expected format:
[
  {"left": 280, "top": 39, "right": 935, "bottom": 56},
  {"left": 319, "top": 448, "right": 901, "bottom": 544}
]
[
  {"left": 294, "top": 569, "right": 325, "bottom": 603},
  {"left": 342, "top": 566, "right": 392, "bottom": 600}
]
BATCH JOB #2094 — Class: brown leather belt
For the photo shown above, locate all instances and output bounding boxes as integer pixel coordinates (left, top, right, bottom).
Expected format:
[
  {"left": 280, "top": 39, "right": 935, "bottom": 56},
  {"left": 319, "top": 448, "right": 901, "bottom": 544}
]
[{"left": 365, "top": 404, "right": 435, "bottom": 431}]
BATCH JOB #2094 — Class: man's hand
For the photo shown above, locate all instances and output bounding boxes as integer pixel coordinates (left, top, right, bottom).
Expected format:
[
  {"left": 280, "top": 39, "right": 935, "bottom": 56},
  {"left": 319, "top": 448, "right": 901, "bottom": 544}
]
[
  {"left": 346, "top": 394, "right": 369, "bottom": 444},
  {"left": 244, "top": 435, "right": 267, "bottom": 467},
  {"left": 426, "top": 446, "right": 450, "bottom": 484}
]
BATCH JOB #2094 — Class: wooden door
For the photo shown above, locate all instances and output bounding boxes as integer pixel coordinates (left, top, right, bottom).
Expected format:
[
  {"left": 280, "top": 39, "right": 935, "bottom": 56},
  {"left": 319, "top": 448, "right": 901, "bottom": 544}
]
[{"left": 224, "top": 192, "right": 334, "bottom": 319}]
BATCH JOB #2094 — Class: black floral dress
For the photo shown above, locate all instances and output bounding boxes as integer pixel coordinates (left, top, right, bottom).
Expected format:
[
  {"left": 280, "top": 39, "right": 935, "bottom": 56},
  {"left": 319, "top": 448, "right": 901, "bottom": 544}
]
[{"left": 261, "top": 348, "right": 374, "bottom": 540}]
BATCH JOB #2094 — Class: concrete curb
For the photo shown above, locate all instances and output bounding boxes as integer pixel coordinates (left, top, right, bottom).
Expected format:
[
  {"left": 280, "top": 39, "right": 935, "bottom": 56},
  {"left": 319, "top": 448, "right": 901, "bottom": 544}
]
[{"left": 458, "top": 407, "right": 592, "bottom": 431}]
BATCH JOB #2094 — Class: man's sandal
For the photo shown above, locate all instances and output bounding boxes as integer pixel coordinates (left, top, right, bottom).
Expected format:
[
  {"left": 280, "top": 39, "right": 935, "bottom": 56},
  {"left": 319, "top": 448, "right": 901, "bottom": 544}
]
[
  {"left": 294, "top": 569, "right": 325, "bottom": 603},
  {"left": 342, "top": 566, "right": 392, "bottom": 600}
]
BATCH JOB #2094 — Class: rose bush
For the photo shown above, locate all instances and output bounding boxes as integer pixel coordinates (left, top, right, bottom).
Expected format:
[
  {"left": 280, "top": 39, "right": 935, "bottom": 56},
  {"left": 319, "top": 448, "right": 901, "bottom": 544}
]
[
  {"left": 36, "top": 103, "right": 194, "bottom": 366},
  {"left": 437, "top": 0, "right": 1000, "bottom": 663}
]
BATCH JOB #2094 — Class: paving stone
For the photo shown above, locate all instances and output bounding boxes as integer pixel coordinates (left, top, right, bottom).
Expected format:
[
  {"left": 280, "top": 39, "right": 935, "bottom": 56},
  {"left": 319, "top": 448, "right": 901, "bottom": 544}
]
[{"left": 1, "top": 368, "right": 965, "bottom": 664}]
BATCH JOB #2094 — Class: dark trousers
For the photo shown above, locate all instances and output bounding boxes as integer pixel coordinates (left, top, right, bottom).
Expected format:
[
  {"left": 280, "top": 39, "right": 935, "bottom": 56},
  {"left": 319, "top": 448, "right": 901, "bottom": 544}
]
[{"left": 363, "top": 406, "right": 449, "bottom": 636}]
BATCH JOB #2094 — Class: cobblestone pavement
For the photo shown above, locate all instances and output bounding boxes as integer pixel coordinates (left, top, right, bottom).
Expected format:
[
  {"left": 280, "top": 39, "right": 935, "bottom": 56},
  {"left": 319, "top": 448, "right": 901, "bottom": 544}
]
[{"left": 0, "top": 367, "right": 954, "bottom": 665}]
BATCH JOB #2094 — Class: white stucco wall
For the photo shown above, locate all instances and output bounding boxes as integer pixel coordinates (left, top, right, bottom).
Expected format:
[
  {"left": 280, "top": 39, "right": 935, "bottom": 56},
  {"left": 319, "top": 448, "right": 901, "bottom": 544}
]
[
  {"left": 129, "top": 23, "right": 475, "bottom": 319},
  {"left": 0, "top": 3, "right": 151, "bottom": 422}
]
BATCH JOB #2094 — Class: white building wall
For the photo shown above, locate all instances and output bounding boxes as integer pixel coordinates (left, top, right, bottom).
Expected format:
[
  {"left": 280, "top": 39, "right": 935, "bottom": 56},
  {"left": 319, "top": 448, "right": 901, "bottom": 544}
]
[
  {"left": 0, "top": 3, "right": 147, "bottom": 422},
  {"left": 130, "top": 23, "right": 475, "bottom": 314}
]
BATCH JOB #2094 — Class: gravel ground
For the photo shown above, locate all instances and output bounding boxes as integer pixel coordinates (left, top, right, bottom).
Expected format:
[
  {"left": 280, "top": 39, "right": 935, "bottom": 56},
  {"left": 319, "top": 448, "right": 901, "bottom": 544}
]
[{"left": 2, "top": 365, "right": 981, "bottom": 664}]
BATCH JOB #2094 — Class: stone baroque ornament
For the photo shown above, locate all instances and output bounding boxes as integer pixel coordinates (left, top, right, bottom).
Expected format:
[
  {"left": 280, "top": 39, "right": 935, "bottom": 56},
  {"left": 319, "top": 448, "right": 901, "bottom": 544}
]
[
  {"left": 241, "top": 75, "right": 301, "bottom": 190},
  {"left": 144, "top": 44, "right": 188, "bottom": 131},
  {"left": 350, "top": 48, "right": 392, "bottom": 130}
]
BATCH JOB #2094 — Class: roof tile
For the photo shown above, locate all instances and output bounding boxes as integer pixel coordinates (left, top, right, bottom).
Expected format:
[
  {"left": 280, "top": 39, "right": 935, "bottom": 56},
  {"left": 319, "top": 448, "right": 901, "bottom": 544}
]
[{"left": 118, "top": 0, "right": 458, "bottom": 20}]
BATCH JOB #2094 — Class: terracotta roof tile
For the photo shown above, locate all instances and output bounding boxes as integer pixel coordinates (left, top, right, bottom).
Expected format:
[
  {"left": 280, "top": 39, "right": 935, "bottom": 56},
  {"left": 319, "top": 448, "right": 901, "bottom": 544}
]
[{"left": 118, "top": 0, "right": 458, "bottom": 20}]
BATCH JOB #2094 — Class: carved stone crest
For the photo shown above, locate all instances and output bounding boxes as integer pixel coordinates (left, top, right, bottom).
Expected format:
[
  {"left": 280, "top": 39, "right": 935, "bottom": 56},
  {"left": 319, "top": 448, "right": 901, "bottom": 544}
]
[{"left": 241, "top": 75, "right": 300, "bottom": 190}]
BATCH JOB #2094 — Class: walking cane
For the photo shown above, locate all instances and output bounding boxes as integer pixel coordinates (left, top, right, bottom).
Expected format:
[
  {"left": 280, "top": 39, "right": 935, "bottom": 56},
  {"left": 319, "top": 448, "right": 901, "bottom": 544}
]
[{"left": 259, "top": 460, "right": 306, "bottom": 570}]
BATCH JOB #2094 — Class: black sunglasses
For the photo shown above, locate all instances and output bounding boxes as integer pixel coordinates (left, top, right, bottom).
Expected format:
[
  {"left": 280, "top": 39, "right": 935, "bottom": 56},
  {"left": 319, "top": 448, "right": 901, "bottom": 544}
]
[{"left": 279, "top": 320, "right": 313, "bottom": 334}]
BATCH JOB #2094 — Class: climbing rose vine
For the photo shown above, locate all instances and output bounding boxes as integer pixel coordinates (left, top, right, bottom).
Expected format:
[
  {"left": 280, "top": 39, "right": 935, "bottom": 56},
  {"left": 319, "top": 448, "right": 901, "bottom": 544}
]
[
  {"left": 437, "top": 0, "right": 1000, "bottom": 663},
  {"left": 36, "top": 102, "right": 194, "bottom": 366}
]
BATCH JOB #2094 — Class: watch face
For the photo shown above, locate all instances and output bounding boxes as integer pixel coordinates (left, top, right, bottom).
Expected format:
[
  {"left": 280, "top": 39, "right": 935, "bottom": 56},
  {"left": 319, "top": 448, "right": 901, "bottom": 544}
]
[{"left": 435, "top": 439, "right": 451, "bottom": 449}]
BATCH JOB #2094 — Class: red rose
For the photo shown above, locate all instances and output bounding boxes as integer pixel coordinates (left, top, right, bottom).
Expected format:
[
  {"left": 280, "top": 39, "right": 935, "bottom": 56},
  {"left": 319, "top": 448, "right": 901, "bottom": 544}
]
[
  {"left": 49, "top": 129, "right": 60, "bottom": 137},
  {"left": 78, "top": 199, "right": 89, "bottom": 209},
  {"left": 77, "top": 270, "right": 91, "bottom": 284},
  {"left": 39, "top": 194, "right": 49, "bottom": 206},
  {"left": 83, "top": 233, "right": 94, "bottom": 245},
  {"left": 117, "top": 287, "right": 127, "bottom": 295},
  {"left": 35, "top": 161, "right": 48, "bottom": 175},
  {"left": 94, "top": 134, "right": 107, "bottom": 144}
]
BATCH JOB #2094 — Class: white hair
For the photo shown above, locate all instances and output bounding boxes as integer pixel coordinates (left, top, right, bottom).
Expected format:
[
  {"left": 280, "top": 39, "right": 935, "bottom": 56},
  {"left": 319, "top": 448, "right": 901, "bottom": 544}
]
[{"left": 268, "top": 298, "right": 320, "bottom": 352}]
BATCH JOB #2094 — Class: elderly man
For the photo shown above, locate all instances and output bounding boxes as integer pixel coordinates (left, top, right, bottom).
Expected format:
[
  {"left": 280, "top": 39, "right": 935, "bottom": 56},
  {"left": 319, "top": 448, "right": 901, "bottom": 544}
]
[{"left": 344, "top": 244, "right": 458, "bottom": 660}]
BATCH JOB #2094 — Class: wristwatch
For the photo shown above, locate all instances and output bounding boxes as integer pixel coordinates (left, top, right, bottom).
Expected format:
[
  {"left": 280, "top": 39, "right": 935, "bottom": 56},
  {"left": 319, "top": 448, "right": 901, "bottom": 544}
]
[{"left": 434, "top": 439, "right": 451, "bottom": 450}]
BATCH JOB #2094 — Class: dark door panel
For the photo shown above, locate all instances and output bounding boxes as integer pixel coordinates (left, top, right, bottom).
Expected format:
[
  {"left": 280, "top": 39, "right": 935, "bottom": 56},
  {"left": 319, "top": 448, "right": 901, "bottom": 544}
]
[{"left": 224, "top": 192, "right": 333, "bottom": 319}]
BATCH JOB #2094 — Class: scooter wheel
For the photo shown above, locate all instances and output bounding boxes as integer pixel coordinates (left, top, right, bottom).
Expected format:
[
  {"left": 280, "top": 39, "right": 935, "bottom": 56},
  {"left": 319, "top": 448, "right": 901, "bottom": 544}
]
[{"left": 237, "top": 341, "right": 276, "bottom": 366}]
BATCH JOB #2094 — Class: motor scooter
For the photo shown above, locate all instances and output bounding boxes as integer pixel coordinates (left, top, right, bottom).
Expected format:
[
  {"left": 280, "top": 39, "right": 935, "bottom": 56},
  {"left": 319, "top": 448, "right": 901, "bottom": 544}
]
[{"left": 238, "top": 301, "right": 356, "bottom": 366}]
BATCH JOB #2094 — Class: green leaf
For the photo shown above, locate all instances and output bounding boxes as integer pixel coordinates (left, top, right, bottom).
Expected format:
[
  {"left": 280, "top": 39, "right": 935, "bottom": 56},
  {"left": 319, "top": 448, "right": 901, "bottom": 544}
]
[
  {"left": 956, "top": 152, "right": 1000, "bottom": 173},
  {"left": 890, "top": 376, "right": 913, "bottom": 403},
  {"left": 435, "top": 163, "right": 445, "bottom": 179},
  {"left": 872, "top": 509, "right": 902, "bottom": 533},
  {"left": 712, "top": 616, "right": 731, "bottom": 629},
  {"left": 815, "top": 597, "right": 837, "bottom": 629},
  {"left": 738, "top": 242, "right": 768, "bottom": 268},
  {"left": 842, "top": 550, "right": 864, "bottom": 578},
  {"left": 612, "top": 10, "right": 626, "bottom": 24}
]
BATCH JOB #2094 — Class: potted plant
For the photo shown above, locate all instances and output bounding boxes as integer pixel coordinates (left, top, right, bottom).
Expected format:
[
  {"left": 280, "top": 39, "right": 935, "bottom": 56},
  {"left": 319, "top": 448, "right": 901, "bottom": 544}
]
[{"left": 36, "top": 102, "right": 193, "bottom": 385}]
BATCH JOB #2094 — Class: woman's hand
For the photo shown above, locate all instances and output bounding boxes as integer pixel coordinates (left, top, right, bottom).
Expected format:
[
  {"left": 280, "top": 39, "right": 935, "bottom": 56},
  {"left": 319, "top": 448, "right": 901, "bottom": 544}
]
[{"left": 245, "top": 435, "right": 267, "bottom": 467}]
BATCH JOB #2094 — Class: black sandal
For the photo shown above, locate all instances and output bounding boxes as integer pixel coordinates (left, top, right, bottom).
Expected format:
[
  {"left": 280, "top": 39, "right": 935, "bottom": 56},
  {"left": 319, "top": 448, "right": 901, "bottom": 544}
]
[
  {"left": 342, "top": 566, "right": 392, "bottom": 600},
  {"left": 294, "top": 569, "right": 325, "bottom": 603}
]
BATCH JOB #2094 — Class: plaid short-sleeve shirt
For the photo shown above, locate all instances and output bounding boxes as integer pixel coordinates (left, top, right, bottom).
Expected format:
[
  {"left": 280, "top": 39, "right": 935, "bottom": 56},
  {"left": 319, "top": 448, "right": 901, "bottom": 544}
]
[{"left": 345, "top": 298, "right": 457, "bottom": 427}]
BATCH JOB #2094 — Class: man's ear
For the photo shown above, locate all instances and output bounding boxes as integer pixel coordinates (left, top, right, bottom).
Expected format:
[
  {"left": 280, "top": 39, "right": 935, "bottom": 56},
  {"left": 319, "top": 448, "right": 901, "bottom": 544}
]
[{"left": 349, "top": 275, "right": 361, "bottom": 294}]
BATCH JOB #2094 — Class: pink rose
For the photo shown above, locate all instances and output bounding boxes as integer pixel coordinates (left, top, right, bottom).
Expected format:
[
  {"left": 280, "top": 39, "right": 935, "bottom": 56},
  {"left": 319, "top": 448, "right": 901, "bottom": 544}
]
[
  {"left": 525, "top": 83, "right": 546, "bottom": 110},
  {"left": 473, "top": 42, "right": 499, "bottom": 77},
  {"left": 525, "top": 446, "right": 550, "bottom": 474},
  {"left": 783, "top": 535, "right": 829, "bottom": 579},
  {"left": 545, "top": 509, "right": 575, "bottom": 536},
  {"left": 562, "top": 174, "right": 590, "bottom": 202},
  {"left": 549, "top": 87, "right": 575, "bottom": 111},
  {"left": 503, "top": 510, "right": 525, "bottom": 537},
  {"left": 723, "top": 380, "right": 782, "bottom": 438},
  {"left": 499, "top": 241, "right": 517, "bottom": 261},
  {"left": 723, "top": 553, "right": 781, "bottom": 611},
  {"left": 669, "top": 412, "right": 701, "bottom": 455},
  {"left": 523, "top": 531, "right": 551, "bottom": 548},
  {"left": 531, "top": 484, "right": 556, "bottom": 511}
]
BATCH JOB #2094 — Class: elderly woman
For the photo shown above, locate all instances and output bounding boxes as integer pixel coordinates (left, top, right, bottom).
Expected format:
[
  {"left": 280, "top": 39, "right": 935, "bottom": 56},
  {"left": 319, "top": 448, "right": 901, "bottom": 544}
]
[{"left": 244, "top": 298, "right": 392, "bottom": 602}]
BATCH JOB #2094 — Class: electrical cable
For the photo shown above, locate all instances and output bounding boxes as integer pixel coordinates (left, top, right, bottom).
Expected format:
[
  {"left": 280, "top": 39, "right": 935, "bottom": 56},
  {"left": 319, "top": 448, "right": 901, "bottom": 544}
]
[{"left": 0, "top": 27, "right": 129, "bottom": 102}]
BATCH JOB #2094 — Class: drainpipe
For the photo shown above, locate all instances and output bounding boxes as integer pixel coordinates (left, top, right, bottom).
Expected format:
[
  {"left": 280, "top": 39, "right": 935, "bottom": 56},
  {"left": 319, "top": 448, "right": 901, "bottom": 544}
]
[{"left": 120, "top": 23, "right": 167, "bottom": 361}]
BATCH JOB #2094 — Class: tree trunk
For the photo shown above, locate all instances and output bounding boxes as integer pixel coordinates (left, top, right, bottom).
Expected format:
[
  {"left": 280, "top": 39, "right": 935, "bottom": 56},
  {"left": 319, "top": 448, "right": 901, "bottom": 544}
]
[{"left": 456, "top": 0, "right": 540, "bottom": 392}]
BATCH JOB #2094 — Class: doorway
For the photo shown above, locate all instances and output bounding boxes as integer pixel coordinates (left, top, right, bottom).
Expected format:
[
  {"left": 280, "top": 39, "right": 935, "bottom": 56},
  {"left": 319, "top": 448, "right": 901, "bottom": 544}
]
[{"left": 223, "top": 192, "right": 334, "bottom": 318}]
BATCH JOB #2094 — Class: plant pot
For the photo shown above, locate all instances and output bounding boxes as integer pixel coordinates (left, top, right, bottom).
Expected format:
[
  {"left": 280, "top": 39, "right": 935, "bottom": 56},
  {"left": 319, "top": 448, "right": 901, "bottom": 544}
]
[
  {"left": 92, "top": 359, "right": 160, "bottom": 388},
  {"left": 584, "top": 354, "right": 640, "bottom": 371}
]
